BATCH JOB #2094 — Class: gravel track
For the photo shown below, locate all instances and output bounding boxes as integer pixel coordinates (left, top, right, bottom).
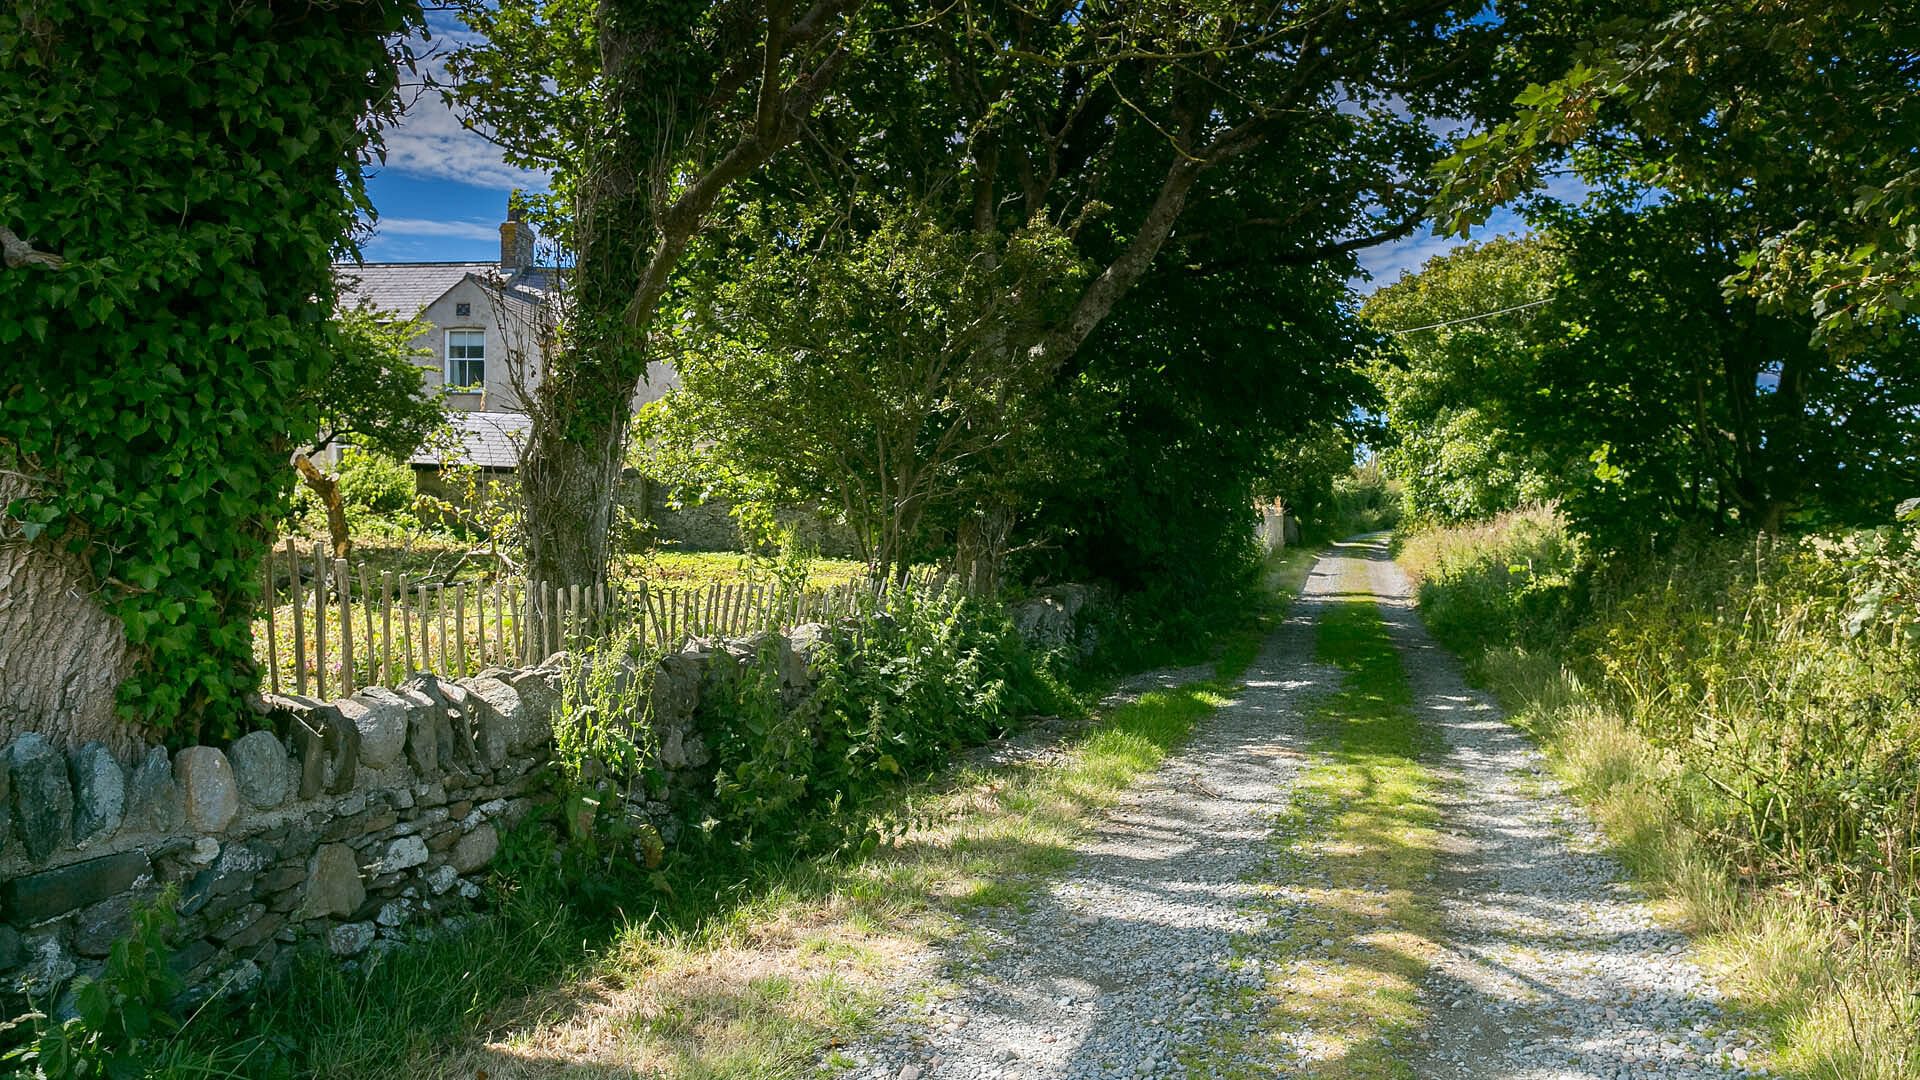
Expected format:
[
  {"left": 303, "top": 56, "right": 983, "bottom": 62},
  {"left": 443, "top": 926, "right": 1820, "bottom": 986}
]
[
  {"left": 827, "top": 541, "right": 1773, "bottom": 1080},
  {"left": 1362, "top": 539, "right": 1772, "bottom": 1080}
]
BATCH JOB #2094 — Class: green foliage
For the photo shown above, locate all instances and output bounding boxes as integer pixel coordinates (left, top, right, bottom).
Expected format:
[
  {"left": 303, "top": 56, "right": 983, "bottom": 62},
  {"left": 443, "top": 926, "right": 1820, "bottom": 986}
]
[
  {"left": 291, "top": 449, "right": 423, "bottom": 540},
  {"left": 310, "top": 308, "right": 444, "bottom": 460},
  {"left": 1405, "top": 509, "right": 1920, "bottom": 934},
  {"left": 3, "top": 888, "right": 288, "bottom": 1078},
  {"left": 0, "top": 0, "right": 420, "bottom": 740},
  {"left": 1313, "top": 464, "right": 1404, "bottom": 544},
  {"left": 1368, "top": 200, "right": 1920, "bottom": 553},
  {"left": 1435, "top": 0, "right": 1920, "bottom": 347},
  {"left": 694, "top": 583, "right": 1069, "bottom": 857},
  {"left": 1363, "top": 237, "right": 1565, "bottom": 524},
  {"left": 1526, "top": 195, "right": 1920, "bottom": 547},
  {"left": 651, "top": 196, "right": 1089, "bottom": 577},
  {"left": 1397, "top": 506, "right": 1584, "bottom": 654}
]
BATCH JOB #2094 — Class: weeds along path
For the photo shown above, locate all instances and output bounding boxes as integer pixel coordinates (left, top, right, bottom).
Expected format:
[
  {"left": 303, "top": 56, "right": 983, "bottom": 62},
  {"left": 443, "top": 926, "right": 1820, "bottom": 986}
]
[
  {"left": 1354, "top": 538, "right": 1774, "bottom": 1080},
  {"left": 828, "top": 554, "right": 1343, "bottom": 1080}
]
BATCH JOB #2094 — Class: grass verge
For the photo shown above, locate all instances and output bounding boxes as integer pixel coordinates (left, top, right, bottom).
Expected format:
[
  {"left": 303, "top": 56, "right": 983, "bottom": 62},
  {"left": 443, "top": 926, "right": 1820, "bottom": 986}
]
[
  {"left": 217, "top": 553, "right": 1312, "bottom": 1078},
  {"left": 1190, "top": 550, "right": 1443, "bottom": 1080},
  {"left": 1471, "top": 646, "right": 1920, "bottom": 1080}
]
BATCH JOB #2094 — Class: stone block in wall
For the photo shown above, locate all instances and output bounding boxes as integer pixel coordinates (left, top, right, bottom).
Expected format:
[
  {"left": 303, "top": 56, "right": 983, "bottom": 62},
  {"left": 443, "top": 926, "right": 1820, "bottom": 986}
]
[
  {"left": 173, "top": 747, "right": 239, "bottom": 834},
  {"left": 73, "top": 893, "right": 138, "bottom": 958},
  {"left": 786, "top": 623, "right": 831, "bottom": 684},
  {"left": 228, "top": 731, "right": 293, "bottom": 810},
  {"left": 406, "top": 676, "right": 481, "bottom": 770},
  {"left": 69, "top": 741, "right": 125, "bottom": 848},
  {"left": 7, "top": 734, "right": 73, "bottom": 861},
  {"left": 395, "top": 683, "right": 452, "bottom": 778},
  {"left": 2, "top": 850, "right": 152, "bottom": 925},
  {"left": 0, "top": 755, "right": 9, "bottom": 861},
  {"left": 328, "top": 921, "right": 374, "bottom": 956},
  {"left": 298, "top": 842, "right": 366, "bottom": 920},
  {"left": 449, "top": 822, "right": 498, "bottom": 874},
  {"left": 495, "top": 666, "right": 560, "bottom": 727},
  {"left": 338, "top": 691, "right": 407, "bottom": 771},
  {"left": 0, "top": 925, "right": 20, "bottom": 973},
  {"left": 125, "top": 746, "right": 183, "bottom": 834},
  {"left": 378, "top": 835, "right": 428, "bottom": 874},
  {"left": 459, "top": 676, "right": 527, "bottom": 766}
]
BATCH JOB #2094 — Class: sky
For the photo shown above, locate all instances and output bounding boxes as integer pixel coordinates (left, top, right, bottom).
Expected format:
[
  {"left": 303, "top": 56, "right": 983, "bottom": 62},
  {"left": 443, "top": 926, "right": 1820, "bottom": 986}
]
[
  {"left": 358, "top": 12, "right": 1532, "bottom": 290},
  {"left": 357, "top": 11, "right": 549, "bottom": 265}
]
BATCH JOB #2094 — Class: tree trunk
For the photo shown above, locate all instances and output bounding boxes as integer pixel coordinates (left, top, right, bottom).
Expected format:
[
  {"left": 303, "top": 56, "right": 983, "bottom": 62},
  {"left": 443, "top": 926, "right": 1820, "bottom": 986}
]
[
  {"left": 0, "top": 481, "right": 139, "bottom": 754},
  {"left": 293, "top": 451, "right": 351, "bottom": 558},
  {"left": 520, "top": 375, "right": 629, "bottom": 588},
  {"left": 953, "top": 502, "right": 1015, "bottom": 596}
]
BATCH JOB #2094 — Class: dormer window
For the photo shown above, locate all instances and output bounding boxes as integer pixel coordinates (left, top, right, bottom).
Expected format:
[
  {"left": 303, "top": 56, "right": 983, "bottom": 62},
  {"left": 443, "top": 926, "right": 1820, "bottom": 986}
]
[{"left": 446, "top": 330, "right": 485, "bottom": 391}]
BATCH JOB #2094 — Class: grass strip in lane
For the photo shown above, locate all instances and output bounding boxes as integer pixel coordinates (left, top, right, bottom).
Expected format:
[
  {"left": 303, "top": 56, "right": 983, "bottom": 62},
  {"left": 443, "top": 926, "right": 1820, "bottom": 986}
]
[{"left": 1191, "top": 555, "right": 1445, "bottom": 1080}]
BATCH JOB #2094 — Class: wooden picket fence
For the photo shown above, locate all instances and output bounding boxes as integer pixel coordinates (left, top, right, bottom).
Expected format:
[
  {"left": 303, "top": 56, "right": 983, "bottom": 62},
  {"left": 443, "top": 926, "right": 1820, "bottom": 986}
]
[{"left": 253, "top": 538, "right": 938, "bottom": 697}]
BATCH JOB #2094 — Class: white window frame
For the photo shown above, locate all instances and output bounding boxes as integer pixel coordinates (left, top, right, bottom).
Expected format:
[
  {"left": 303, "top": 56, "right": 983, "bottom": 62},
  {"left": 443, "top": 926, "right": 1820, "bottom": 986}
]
[{"left": 444, "top": 329, "right": 486, "bottom": 392}]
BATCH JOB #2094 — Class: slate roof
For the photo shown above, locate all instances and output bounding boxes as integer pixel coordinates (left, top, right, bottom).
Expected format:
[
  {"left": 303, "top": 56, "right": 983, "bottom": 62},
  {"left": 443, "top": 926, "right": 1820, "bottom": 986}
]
[
  {"left": 411, "top": 410, "right": 531, "bottom": 470},
  {"left": 333, "top": 261, "right": 554, "bottom": 316}
]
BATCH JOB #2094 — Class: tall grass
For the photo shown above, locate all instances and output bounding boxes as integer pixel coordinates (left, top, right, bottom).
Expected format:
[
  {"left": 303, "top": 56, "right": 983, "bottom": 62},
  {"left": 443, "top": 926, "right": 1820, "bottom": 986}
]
[{"left": 1401, "top": 510, "right": 1920, "bottom": 1078}]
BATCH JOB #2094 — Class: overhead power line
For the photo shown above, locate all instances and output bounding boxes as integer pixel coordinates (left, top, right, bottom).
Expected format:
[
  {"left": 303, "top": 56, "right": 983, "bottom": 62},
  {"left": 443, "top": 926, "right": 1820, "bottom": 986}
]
[{"left": 1385, "top": 297, "right": 1553, "bottom": 335}]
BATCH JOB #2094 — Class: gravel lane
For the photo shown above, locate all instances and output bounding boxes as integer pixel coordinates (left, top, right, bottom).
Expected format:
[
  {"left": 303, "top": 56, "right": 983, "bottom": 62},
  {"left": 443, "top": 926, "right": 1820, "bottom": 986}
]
[
  {"left": 827, "top": 559, "right": 1344, "bottom": 1080},
  {"left": 1358, "top": 539, "right": 1773, "bottom": 1080},
  {"left": 827, "top": 541, "right": 1773, "bottom": 1080}
]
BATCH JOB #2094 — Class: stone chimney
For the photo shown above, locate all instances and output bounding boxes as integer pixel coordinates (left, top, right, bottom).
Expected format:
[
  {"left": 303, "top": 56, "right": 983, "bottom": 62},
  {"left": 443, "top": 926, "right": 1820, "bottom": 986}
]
[{"left": 499, "top": 207, "right": 535, "bottom": 271}]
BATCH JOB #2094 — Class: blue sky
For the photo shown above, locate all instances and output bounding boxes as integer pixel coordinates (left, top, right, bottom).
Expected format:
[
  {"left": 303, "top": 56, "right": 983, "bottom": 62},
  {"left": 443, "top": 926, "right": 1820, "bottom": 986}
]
[
  {"left": 357, "top": 11, "right": 548, "bottom": 264},
  {"left": 359, "top": 12, "right": 1520, "bottom": 288}
]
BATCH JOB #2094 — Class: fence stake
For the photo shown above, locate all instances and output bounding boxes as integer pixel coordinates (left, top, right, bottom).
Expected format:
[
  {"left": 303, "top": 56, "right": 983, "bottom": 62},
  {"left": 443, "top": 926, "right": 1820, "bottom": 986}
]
[
  {"left": 313, "top": 545, "right": 329, "bottom": 700},
  {"left": 511, "top": 581, "right": 525, "bottom": 663},
  {"left": 493, "top": 579, "right": 506, "bottom": 667},
  {"left": 286, "top": 540, "right": 306, "bottom": 697},
  {"left": 477, "top": 580, "right": 490, "bottom": 669},
  {"left": 263, "top": 554, "right": 280, "bottom": 694},
  {"left": 381, "top": 572, "right": 395, "bottom": 684},
  {"left": 359, "top": 564, "right": 375, "bottom": 687},
  {"left": 455, "top": 583, "right": 468, "bottom": 677},
  {"left": 434, "top": 583, "right": 448, "bottom": 674},
  {"left": 567, "top": 584, "right": 581, "bottom": 649},
  {"left": 335, "top": 558, "right": 355, "bottom": 695}
]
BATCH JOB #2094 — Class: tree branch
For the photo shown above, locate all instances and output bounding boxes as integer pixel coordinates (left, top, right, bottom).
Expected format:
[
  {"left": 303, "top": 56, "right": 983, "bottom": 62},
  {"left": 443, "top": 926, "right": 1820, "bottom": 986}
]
[{"left": 1, "top": 227, "right": 65, "bottom": 269}]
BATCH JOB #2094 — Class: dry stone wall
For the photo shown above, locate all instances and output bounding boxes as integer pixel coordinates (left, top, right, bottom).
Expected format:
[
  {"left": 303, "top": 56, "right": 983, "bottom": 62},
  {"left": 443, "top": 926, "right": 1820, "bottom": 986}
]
[{"left": 1, "top": 593, "right": 1096, "bottom": 1016}]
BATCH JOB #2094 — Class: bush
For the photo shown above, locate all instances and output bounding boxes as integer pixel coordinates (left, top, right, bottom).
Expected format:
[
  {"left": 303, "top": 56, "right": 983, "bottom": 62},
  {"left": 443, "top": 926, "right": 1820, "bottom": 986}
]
[
  {"left": 1396, "top": 505, "right": 1583, "bottom": 652},
  {"left": 697, "top": 581, "right": 1071, "bottom": 855}
]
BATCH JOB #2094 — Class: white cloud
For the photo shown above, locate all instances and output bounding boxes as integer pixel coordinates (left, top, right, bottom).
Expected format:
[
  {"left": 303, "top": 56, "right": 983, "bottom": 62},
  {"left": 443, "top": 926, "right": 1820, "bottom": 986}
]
[
  {"left": 373, "top": 21, "right": 549, "bottom": 192},
  {"left": 373, "top": 217, "right": 503, "bottom": 241}
]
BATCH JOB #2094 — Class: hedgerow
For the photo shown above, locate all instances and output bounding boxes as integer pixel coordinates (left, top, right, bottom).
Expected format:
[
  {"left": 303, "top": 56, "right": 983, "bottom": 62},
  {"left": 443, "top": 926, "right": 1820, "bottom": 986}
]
[{"left": 0, "top": 0, "right": 420, "bottom": 740}]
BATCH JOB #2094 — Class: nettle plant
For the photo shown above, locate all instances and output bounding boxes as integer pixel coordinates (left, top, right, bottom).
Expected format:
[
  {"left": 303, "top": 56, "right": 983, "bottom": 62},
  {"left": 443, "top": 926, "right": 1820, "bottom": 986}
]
[{"left": 0, "top": 0, "right": 421, "bottom": 742}]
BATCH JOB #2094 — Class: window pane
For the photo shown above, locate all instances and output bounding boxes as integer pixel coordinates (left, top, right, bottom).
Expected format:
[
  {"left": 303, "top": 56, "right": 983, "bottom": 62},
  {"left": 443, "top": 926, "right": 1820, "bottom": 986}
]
[{"left": 447, "top": 331, "right": 485, "bottom": 388}]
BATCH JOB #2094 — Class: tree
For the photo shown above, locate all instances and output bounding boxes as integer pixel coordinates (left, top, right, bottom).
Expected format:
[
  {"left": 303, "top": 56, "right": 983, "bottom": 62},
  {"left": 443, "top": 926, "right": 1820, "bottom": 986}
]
[
  {"left": 446, "top": 0, "right": 861, "bottom": 588},
  {"left": 646, "top": 197, "right": 1087, "bottom": 582},
  {"left": 1520, "top": 193, "right": 1920, "bottom": 547},
  {"left": 1362, "top": 236, "right": 1564, "bottom": 524},
  {"left": 1, "top": 1, "right": 420, "bottom": 746},
  {"left": 684, "top": 0, "right": 1503, "bottom": 584},
  {"left": 293, "top": 307, "right": 444, "bottom": 558},
  {"left": 1435, "top": 0, "right": 1920, "bottom": 346}
]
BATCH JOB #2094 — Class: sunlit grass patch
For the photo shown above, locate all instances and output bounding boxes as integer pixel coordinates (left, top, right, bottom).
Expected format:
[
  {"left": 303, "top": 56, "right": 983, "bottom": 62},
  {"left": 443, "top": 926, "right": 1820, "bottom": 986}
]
[{"left": 1202, "top": 557, "right": 1444, "bottom": 1080}]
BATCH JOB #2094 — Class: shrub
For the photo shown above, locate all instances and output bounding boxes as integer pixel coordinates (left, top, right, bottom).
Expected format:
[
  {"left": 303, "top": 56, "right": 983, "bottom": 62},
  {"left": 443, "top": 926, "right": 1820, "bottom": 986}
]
[{"left": 696, "top": 581, "right": 1071, "bottom": 855}]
